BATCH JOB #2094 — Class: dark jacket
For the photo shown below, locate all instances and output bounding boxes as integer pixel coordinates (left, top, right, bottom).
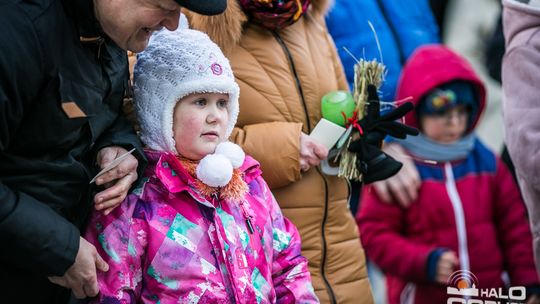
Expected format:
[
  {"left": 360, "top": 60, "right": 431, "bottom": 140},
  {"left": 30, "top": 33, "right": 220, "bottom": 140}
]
[{"left": 0, "top": 0, "right": 143, "bottom": 302}]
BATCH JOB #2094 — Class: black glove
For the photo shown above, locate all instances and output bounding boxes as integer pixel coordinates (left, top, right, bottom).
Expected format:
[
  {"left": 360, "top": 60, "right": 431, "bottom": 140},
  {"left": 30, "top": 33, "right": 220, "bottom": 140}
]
[{"left": 348, "top": 85, "right": 419, "bottom": 184}]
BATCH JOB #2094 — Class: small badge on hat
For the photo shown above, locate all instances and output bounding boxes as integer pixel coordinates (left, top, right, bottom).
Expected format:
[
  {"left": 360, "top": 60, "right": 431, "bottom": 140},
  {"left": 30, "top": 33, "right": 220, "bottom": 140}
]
[
  {"left": 429, "top": 89, "right": 456, "bottom": 110},
  {"left": 211, "top": 63, "right": 223, "bottom": 75}
]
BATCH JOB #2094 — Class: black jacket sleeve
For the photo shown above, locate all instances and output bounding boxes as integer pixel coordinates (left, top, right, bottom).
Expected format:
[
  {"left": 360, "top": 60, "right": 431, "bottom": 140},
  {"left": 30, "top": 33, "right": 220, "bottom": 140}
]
[{"left": 0, "top": 2, "right": 79, "bottom": 276}]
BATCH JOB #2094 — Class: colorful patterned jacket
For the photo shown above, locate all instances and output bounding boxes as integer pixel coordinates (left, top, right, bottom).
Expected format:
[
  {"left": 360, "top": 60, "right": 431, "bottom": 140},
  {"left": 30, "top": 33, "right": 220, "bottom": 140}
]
[{"left": 85, "top": 150, "right": 318, "bottom": 303}]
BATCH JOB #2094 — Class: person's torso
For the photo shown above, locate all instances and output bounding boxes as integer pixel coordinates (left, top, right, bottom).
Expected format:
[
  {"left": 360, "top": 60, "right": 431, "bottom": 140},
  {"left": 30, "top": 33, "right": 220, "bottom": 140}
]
[
  {"left": 0, "top": 0, "right": 129, "bottom": 224},
  {"left": 389, "top": 141, "right": 507, "bottom": 304},
  {"left": 326, "top": 0, "right": 439, "bottom": 99},
  {"left": 120, "top": 154, "right": 291, "bottom": 303},
  {"left": 227, "top": 15, "right": 371, "bottom": 303}
]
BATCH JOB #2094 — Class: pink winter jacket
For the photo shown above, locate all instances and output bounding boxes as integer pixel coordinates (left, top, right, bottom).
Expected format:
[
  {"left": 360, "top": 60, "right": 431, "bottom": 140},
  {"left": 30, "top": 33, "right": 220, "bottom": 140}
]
[
  {"left": 502, "top": 0, "right": 540, "bottom": 278},
  {"left": 85, "top": 150, "right": 318, "bottom": 303}
]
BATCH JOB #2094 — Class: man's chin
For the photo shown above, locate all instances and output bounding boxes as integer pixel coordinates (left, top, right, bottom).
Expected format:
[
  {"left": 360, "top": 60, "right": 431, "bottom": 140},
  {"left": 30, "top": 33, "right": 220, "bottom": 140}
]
[
  {"left": 127, "top": 44, "right": 148, "bottom": 53},
  {"left": 126, "top": 38, "right": 150, "bottom": 53}
]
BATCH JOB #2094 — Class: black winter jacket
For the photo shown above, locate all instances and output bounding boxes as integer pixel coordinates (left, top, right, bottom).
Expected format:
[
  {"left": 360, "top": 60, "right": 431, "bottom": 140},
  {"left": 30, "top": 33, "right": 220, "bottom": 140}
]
[{"left": 0, "top": 0, "right": 143, "bottom": 302}]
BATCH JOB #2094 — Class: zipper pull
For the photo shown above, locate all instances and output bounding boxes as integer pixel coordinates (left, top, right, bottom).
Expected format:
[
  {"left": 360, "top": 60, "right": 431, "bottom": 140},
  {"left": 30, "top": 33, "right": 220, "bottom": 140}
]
[
  {"left": 79, "top": 36, "right": 105, "bottom": 59},
  {"left": 239, "top": 200, "right": 254, "bottom": 234},
  {"left": 245, "top": 218, "right": 254, "bottom": 234},
  {"left": 212, "top": 193, "right": 221, "bottom": 209}
]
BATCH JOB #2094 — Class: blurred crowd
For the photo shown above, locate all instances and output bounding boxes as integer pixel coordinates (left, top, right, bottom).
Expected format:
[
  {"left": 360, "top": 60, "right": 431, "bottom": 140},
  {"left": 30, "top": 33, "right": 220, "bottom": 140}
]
[{"left": 2, "top": 0, "right": 540, "bottom": 303}]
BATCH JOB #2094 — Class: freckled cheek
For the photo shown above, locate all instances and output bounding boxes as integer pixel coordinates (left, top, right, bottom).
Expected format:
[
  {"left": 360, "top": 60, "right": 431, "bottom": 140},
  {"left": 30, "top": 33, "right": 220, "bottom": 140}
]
[
  {"left": 185, "top": 116, "right": 203, "bottom": 133},
  {"left": 219, "top": 112, "right": 229, "bottom": 134},
  {"left": 174, "top": 116, "right": 203, "bottom": 144}
]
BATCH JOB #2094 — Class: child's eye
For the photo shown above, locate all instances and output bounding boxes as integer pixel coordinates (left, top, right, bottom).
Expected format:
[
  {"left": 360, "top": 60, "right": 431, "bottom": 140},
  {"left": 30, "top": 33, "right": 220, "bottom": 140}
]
[
  {"left": 217, "top": 99, "right": 228, "bottom": 108},
  {"left": 194, "top": 98, "right": 207, "bottom": 106}
]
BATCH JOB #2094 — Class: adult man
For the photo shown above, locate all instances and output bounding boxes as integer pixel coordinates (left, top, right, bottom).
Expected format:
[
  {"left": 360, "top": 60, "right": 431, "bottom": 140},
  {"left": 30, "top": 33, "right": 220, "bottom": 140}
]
[{"left": 0, "top": 0, "right": 225, "bottom": 303}]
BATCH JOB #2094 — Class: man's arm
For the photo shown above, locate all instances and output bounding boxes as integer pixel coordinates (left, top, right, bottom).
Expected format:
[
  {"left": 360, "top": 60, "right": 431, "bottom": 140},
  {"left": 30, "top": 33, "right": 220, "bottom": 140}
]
[
  {"left": 0, "top": 4, "right": 107, "bottom": 298},
  {"left": 0, "top": 1, "right": 81, "bottom": 275}
]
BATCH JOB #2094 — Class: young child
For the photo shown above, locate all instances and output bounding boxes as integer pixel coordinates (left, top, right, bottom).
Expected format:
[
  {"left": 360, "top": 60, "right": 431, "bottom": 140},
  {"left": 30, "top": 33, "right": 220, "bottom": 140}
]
[
  {"left": 84, "top": 28, "right": 318, "bottom": 303},
  {"left": 356, "top": 44, "right": 540, "bottom": 304}
]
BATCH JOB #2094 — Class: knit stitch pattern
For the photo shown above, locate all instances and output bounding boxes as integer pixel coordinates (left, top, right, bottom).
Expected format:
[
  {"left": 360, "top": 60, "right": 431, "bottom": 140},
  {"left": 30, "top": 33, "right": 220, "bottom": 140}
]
[{"left": 133, "top": 28, "right": 240, "bottom": 154}]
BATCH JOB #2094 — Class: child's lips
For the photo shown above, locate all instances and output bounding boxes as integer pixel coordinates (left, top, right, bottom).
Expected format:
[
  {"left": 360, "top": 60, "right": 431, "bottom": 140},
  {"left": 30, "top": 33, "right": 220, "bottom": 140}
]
[{"left": 201, "top": 131, "right": 219, "bottom": 138}]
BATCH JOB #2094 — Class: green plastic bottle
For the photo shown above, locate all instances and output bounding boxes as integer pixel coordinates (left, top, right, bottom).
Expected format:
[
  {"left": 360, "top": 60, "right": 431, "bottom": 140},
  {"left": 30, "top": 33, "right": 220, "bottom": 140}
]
[{"left": 321, "top": 91, "right": 356, "bottom": 127}]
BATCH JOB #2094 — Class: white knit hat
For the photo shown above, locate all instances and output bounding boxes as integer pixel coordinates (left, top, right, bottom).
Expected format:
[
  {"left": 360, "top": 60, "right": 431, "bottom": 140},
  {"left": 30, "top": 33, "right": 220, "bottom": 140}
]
[{"left": 133, "top": 28, "right": 240, "bottom": 155}]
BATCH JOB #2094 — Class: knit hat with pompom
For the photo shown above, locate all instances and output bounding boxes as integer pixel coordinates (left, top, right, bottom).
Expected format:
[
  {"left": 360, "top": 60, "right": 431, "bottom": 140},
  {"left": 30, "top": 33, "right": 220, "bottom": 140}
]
[
  {"left": 133, "top": 27, "right": 239, "bottom": 155},
  {"left": 134, "top": 26, "right": 244, "bottom": 188}
]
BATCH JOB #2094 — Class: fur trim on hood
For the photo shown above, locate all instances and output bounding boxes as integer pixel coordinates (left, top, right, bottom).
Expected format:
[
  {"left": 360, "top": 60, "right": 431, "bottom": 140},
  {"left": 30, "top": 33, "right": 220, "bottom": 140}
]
[{"left": 183, "top": 0, "right": 332, "bottom": 54}]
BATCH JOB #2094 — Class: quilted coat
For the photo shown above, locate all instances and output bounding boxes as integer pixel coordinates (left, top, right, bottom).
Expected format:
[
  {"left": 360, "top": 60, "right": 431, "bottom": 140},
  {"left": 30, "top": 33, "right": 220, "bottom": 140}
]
[
  {"left": 502, "top": 0, "right": 540, "bottom": 278},
  {"left": 85, "top": 150, "right": 318, "bottom": 303},
  {"left": 184, "top": 1, "right": 373, "bottom": 303}
]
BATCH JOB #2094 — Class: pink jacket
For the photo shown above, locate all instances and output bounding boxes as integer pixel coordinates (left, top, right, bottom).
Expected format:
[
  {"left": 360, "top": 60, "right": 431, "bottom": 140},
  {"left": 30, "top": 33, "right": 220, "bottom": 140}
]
[
  {"left": 85, "top": 150, "right": 318, "bottom": 303},
  {"left": 502, "top": 0, "right": 540, "bottom": 278}
]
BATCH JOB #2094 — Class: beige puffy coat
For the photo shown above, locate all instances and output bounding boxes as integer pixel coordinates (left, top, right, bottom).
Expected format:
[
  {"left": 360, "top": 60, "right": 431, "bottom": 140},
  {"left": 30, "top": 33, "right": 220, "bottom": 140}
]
[{"left": 185, "top": 1, "right": 373, "bottom": 303}]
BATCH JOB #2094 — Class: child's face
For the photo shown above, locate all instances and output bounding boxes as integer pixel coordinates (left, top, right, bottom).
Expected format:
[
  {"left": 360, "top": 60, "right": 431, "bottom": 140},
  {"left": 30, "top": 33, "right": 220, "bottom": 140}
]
[
  {"left": 173, "top": 93, "right": 229, "bottom": 160},
  {"left": 419, "top": 105, "right": 468, "bottom": 144}
]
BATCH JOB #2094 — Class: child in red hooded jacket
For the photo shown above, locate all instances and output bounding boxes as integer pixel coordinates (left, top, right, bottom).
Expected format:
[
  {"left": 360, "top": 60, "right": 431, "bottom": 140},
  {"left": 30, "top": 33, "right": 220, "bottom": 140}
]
[{"left": 356, "top": 44, "right": 540, "bottom": 304}]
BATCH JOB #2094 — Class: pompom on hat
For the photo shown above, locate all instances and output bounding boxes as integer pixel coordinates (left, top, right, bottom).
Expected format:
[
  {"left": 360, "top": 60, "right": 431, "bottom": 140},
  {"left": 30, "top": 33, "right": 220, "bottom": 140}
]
[
  {"left": 196, "top": 142, "right": 245, "bottom": 187},
  {"left": 133, "top": 27, "right": 240, "bottom": 156}
]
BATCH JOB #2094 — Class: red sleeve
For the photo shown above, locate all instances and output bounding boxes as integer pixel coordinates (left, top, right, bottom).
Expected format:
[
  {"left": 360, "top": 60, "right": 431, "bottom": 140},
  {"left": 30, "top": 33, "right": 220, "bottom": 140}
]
[{"left": 356, "top": 186, "right": 435, "bottom": 283}]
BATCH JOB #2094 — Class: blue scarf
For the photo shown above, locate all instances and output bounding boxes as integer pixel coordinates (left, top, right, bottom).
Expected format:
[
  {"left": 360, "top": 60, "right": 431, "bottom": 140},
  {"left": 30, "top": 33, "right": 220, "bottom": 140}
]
[{"left": 396, "top": 133, "right": 476, "bottom": 162}]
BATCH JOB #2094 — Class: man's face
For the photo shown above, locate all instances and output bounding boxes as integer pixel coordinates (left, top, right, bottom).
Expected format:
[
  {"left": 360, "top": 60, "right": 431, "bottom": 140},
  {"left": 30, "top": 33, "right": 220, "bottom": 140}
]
[{"left": 94, "top": 0, "right": 181, "bottom": 52}]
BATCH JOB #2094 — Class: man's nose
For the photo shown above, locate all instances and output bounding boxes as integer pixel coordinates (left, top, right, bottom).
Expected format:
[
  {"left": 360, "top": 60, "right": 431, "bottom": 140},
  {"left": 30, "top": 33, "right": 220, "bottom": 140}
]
[{"left": 161, "top": 9, "right": 181, "bottom": 31}]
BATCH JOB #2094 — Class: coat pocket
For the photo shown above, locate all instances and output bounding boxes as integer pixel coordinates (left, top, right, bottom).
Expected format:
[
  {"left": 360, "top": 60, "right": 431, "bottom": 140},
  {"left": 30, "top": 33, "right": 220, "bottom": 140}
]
[
  {"left": 58, "top": 73, "right": 101, "bottom": 119},
  {"left": 13, "top": 73, "right": 103, "bottom": 151}
]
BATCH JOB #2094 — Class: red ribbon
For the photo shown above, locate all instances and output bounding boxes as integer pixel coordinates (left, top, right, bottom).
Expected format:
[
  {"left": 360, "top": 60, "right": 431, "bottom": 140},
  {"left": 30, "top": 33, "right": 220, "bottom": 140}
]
[{"left": 342, "top": 110, "right": 364, "bottom": 135}]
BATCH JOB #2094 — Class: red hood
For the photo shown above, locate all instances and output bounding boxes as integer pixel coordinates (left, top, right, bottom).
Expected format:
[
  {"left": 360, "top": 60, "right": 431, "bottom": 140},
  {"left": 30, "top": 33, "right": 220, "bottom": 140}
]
[{"left": 396, "top": 44, "right": 486, "bottom": 132}]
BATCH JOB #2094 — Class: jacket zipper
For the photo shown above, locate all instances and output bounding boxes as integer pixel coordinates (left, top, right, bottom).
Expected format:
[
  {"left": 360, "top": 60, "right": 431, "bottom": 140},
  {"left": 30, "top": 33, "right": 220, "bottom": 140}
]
[
  {"left": 400, "top": 282, "right": 416, "bottom": 304},
  {"left": 317, "top": 167, "right": 337, "bottom": 304},
  {"left": 239, "top": 200, "right": 255, "bottom": 234},
  {"left": 272, "top": 30, "right": 337, "bottom": 304},
  {"left": 185, "top": 187, "right": 241, "bottom": 302},
  {"left": 272, "top": 31, "right": 312, "bottom": 132},
  {"left": 444, "top": 162, "right": 471, "bottom": 272},
  {"left": 79, "top": 36, "right": 105, "bottom": 59},
  {"left": 210, "top": 192, "right": 239, "bottom": 303}
]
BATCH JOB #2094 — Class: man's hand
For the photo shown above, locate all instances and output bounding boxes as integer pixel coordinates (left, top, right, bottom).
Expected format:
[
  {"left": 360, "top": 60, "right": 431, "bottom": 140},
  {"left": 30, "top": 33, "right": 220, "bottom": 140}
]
[
  {"left": 94, "top": 146, "right": 138, "bottom": 215},
  {"left": 435, "top": 251, "right": 459, "bottom": 284},
  {"left": 299, "top": 133, "right": 328, "bottom": 172},
  {"left": 372, "top": 142, "right": 421, "bottom": 208},
  {"left": 48, "top": 237, "right": 109, "bottom": 299}
]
